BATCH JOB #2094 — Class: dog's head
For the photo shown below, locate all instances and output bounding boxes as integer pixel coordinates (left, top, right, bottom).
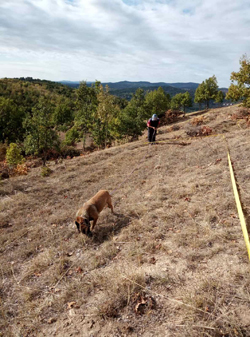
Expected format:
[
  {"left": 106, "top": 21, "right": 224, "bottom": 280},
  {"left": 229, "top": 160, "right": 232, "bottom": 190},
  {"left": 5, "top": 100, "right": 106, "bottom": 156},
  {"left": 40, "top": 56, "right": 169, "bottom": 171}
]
[{"left": 75, "top": 216, "right": 92, "bottom": 237}]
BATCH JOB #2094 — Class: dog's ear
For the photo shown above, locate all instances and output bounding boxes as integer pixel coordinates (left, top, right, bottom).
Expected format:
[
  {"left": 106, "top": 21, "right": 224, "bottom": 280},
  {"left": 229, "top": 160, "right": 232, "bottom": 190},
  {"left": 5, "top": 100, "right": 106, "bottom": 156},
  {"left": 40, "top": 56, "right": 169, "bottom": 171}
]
[{"left": 75, "top": 221, "right": 80, "bottom": 233}]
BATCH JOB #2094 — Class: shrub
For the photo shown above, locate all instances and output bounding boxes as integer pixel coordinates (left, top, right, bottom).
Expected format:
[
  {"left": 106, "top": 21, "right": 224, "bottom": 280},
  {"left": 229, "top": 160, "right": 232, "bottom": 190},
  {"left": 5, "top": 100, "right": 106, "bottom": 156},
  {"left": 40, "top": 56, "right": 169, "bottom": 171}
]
[
  {"left": 41, "top": 166, "right": 53, "bottom": 177},
  {"left": 191, "top": 116, "right": 205, "bottom": 126},
  {"left": 168, "top": 125, "right": 180, "bottom": 132},
  {"left": 6, "top": 143, "right": 24, "bottom": 167},
  {"left": 231, "top": 108, "right": 250, "bottom": 120},
  {"left": 65, "top": 127, "right": 80, "bottom": 146},
  {"left": 56, "top": 124, "right": 69, "bottom": 132},
  {"left": 186, "top": 125, "right": 213, "bottom": 137},
  {"left": 161, "top": 110, "right": 182, "bottom": 125},
  {"left": 14, "top": 163, "right": 28, "bottom": 176}
]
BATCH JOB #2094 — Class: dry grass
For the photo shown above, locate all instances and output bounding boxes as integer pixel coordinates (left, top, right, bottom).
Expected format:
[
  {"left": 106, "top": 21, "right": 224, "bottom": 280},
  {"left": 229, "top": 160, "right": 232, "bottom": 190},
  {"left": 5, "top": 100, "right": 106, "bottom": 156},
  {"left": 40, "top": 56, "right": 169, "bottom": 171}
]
[{"left": 1, "top": 105, "right": 250, "bottom": 336}]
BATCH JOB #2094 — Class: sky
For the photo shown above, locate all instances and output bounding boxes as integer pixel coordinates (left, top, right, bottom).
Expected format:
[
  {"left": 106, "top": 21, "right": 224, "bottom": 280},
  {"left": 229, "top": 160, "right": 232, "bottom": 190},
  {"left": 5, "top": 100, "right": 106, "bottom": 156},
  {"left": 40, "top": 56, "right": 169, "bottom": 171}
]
[{"left": 0, "top": 0, "right": 250, "bottom": 87}]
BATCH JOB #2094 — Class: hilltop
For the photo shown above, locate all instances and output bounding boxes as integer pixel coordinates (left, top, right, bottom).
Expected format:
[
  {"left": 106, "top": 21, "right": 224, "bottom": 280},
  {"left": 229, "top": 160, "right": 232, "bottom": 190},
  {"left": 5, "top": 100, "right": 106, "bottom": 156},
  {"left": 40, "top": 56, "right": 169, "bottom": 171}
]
[{"left": 0, "top": 105, "right": 250, "bottom": 336}]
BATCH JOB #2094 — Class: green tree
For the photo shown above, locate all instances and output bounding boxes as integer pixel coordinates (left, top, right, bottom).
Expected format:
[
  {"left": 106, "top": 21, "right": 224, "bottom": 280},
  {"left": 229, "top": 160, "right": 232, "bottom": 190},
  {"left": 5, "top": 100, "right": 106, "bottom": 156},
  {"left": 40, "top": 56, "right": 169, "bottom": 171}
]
[
  {"left": 215, "top": 91, "right": 225, "bottom": 106},
  {"left": 145, "top": 87, "right": 171, "bottom": 116},
  {"left": 92, "top": 85, "right": 121, "bottom": 148},
  {"left": 6, "top": 143, "right": 24, "bottom": 167},
  {"left": 23, "top": 97, "right": 60, "bottom": 165},
  {"left": 65, "top": 127, "right": 80, "bottom": 146},
  {"left": 53, "top": 97, "right": 74, "bottom": 127},
  {"left": 0, "top": 97, "right": 25, "bottom": 143},
  {"left": 226, "top": 55, "right": 250, "bottom": 107},
  {"left": 194, "top": 75, "right": 219, "bottom": 109},
  {"left": 171, "top": 92, "right": 192, "bottom": 115},
  {"left": 181, "top": 91, "right": 193, "bottom": 115},
  {"left": 113, "top": 96, "right": 128, "bottom": 110},
  {"left": 74, "top": 81, "right": 99, "bottom": 149},
  {"left": 120, "top": 88, "right": 148, "bottom": 140},
  {"left": 171, "top": 93, "right": 183, "bottom": 110}
]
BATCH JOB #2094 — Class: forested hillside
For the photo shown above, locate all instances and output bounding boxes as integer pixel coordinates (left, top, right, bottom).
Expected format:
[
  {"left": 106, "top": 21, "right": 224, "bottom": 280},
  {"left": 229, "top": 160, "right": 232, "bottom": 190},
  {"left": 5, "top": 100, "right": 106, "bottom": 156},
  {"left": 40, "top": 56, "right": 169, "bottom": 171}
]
[
  {"left": 0, "top": 78, "right": 186, "bottom": 164},
  {"left": 0, "top": 74, "right": 231, "bottom": 176},
  {"left": 108, "top": 85, "right": 193, "bottom": 100}
]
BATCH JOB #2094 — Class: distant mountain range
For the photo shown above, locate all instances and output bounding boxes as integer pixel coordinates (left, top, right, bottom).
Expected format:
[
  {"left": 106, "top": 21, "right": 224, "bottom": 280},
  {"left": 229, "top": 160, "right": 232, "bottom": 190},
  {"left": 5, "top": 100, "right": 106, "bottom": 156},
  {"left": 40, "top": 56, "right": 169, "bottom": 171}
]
[
  {"left": 59, "top": 80, "right": 200, "bottom": 90},
  {"left": 58, "top": 80, "right": 199, "bottom": 99},
  {"left": 58, "top": 80, "right": 227, "bottom": 100}
]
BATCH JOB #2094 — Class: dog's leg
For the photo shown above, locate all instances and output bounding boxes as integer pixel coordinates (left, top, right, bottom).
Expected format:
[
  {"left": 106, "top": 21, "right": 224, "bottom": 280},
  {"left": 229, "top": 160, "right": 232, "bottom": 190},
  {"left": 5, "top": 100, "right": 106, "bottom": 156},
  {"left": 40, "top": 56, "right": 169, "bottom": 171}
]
[
  {"left": 91, "top": 218, "right": 98, "bottom": 231},
  {"left": 107, "top": 196, "right": 114, "bottom": 213},
  {"left": 75, "top": 221, "right": 80, "bottom": 233}
]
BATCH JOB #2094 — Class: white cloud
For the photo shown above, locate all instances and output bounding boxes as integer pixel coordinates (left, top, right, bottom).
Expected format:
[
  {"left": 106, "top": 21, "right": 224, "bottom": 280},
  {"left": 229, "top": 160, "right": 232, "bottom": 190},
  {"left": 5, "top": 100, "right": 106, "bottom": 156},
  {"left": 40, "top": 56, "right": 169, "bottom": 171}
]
[{"left": 0, "top": 0, "right": 250, "bottom": 86}]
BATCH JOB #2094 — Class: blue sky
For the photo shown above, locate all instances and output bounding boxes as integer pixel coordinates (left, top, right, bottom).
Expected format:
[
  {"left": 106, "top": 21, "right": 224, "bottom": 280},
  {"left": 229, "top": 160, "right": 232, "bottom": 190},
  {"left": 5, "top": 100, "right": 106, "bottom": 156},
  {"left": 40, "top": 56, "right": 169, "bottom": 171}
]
[{"left": 0, "top": 0, "right": 250, "bottom": 87}]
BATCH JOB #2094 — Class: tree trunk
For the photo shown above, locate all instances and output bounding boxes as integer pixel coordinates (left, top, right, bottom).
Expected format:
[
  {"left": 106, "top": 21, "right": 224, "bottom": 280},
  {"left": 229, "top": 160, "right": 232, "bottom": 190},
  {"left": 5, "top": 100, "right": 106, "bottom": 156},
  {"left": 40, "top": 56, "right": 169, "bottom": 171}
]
[
  {"left": 42, "top": 149, "right": 47, "bottom": 166},
  {"left": 104, "top": 121, "right": 108, "bottom": 148}
]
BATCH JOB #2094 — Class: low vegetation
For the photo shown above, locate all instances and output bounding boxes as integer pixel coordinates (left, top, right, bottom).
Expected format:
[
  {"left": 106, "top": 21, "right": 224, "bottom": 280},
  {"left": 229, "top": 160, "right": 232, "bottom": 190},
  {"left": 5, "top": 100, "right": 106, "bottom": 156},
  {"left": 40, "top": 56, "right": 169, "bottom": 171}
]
[{"left": 1, "top": 105, "right": 250, "bottom": 336}]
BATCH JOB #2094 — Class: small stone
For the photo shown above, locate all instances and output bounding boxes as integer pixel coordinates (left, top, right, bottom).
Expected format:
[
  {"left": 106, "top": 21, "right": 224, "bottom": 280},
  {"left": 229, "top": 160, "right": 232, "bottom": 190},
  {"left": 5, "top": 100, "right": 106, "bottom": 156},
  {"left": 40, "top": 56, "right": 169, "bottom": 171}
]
[{"left": 69, "top": 309, "right": 75, "bottom": 317}]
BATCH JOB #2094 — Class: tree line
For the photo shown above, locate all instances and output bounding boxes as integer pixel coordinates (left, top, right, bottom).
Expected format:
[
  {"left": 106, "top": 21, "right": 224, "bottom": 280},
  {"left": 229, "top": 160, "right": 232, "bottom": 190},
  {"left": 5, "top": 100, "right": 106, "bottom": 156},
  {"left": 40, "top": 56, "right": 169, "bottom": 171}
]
[
  {"left": 0, "top": 79, "right": 190, "bottom": 164},
  {"left": 1, "top": 54, "right": 250, "bottom": 165}
]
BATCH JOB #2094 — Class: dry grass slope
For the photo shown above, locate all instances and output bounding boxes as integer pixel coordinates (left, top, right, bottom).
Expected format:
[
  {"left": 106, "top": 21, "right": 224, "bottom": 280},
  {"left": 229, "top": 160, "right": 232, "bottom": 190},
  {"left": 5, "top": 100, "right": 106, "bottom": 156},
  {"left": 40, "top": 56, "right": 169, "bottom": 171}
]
[{"left": 1, "top": 105, "right": 250, "bottom": 337}]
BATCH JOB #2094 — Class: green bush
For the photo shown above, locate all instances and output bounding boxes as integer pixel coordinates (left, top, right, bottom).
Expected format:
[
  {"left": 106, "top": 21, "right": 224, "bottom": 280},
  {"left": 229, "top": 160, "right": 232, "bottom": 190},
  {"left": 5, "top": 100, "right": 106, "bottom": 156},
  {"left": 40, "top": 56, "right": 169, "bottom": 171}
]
[
  {"left": 6, "top": 143, "right": 24, "bottom": 167},
  {"left": 65, "top": 127, "right": 80, "bottom": 146},
  {"left": 57, "top": 124, "right": 69, "bottom": 132},
  {"left": 41, "top": 166, "right": 53, "bottom": 177}
]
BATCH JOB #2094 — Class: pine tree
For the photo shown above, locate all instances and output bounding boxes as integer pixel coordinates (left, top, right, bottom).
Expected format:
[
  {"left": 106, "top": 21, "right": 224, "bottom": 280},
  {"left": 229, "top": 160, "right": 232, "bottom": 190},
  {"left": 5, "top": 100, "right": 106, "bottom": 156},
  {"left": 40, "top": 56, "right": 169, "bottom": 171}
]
[
  {"left": 120, "top": 88, "right": 148, "bottom": 140},
  {"left": 0, "top": 97, "right": 25, "bottom": 143},
  {"left": 194, "top": 76, "right": 218, "bottom": 109},
  {"left": 226, "top": 55, "right": 250, "bottom": 107},
  {"left": 74, "top": 81, "right": 99, "bottom": 149},
  {"left": 215, "top": 91, "right": 225, "bottom": 106},
  {"left": 23, "top": 97, "right": 59, "bottom": 165},
  {"left": 145, "top": 87, "right": 171, "bottom": 116},
  {"left": 92, "top": 85, "right": 121, "bottom": 148},
  {"left": 181, "top": 91, "right": 193, "bottom": 115}
]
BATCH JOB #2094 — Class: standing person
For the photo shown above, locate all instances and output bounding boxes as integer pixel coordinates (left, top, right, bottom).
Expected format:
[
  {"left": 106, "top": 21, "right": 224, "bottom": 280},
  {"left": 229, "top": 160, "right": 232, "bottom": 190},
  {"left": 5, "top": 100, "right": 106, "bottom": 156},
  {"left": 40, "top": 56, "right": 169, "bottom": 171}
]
[{"left": 147, "top": 114, "right": 160, "bottom": 143}]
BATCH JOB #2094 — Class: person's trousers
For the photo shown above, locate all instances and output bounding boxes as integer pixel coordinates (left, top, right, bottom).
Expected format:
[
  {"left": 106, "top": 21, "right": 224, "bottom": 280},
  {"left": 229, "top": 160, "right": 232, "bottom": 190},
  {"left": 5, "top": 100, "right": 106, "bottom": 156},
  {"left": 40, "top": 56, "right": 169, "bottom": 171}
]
[{"left": 148, "top": 128, "right": 156, "bottom": 142}]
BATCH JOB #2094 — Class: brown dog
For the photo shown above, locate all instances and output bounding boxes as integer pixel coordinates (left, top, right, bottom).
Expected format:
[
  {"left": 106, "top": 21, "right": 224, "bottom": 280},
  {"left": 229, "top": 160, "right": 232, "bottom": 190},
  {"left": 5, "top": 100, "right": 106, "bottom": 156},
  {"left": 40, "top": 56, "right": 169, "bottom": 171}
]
[{"left": 75, "top": 190, "right": 114, "bottom": 237}]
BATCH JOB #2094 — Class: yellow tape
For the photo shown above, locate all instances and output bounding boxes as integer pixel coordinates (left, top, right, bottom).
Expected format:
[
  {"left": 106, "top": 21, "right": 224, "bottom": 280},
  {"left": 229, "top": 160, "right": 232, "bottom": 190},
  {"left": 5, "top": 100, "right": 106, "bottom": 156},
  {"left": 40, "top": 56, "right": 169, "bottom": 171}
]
[{"left": 227, "top": 150, "right": 250, "bottom": 260}]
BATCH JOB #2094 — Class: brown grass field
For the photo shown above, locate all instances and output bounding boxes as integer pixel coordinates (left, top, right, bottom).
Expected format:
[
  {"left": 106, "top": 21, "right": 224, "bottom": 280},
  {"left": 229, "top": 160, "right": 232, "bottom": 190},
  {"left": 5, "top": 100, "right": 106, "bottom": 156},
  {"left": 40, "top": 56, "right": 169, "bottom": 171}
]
[{"left": 1, "top": 105, "right": 250, "bottom": 337}]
